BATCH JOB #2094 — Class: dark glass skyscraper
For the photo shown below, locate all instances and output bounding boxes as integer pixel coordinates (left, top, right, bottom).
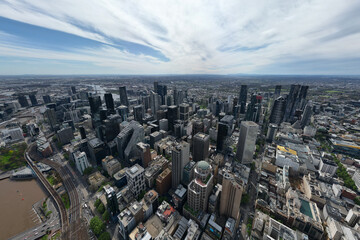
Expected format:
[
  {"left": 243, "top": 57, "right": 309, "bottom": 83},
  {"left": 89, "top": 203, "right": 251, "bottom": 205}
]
[
  {"left": 269, "top": 96, "right": 286, "bottom": 125},
  {"left": 239, "top": 85, "right": 247, "bottom": 114},
  {"left": 119, "top": 86, "right": 129, "bottom": 106},
  {"left": 216, "top": 122, "right": 228, "bottom": 152},
  {"left": 29, "top": 94, "right": 38, "bottom": 106},
  {"left": 104, "top": 93, "right": 115, "bottom": 113},
  {"left": 18, "top": 95, "right": 29, "bottom": 107}
]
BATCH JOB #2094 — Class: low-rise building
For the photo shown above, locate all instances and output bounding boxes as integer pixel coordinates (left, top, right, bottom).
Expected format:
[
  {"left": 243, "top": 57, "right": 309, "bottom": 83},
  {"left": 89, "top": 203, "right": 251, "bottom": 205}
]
[{"left": 102, "top": 155, "right": 121, "bottom": 177}]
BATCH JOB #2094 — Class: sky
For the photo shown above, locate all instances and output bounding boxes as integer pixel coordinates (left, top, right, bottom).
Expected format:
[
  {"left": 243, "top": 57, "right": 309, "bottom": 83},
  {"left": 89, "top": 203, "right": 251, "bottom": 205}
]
[{"left": 0, "top": 0, "right": 360, "bottom": 75}]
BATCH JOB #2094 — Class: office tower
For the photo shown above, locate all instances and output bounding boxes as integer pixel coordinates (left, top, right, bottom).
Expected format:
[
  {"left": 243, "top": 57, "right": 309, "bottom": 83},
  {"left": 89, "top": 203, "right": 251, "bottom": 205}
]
[
  {"left": 179, "top": 103, "right": 190, "bottom": 121},
  {"left": 116, "top": 121, "right": 145, "bottom": 162},
  {"left": 133, "top": 105, "right": 144, "bottom": 123},
  {"left": 193, "top": 133, "right": 210, "bottom": 162},
  {"left": 125, "top": 164, "right": 145, "bottom": 198},
  {"left": 156, "top": 168, "right": 172, "bottom": 195},
  {"left": 150, "top": 91, "right": 160, "bottom": 117},
  {"left": 167, "top": 105, "right": 178, "bottom": 132},
  {"left": 119, "top": 86, "right": 129, "bottom": 106},
  {"left": 71, "top": 86, "right": 76, "bottom": 94},
  {"left": 117, "top": 105, "right": 129, "bottom": 122},
  {"left": 245, "top": 94, "right": 262, "bottom": 122},
  {"left": 156, "top": 84, "right": 167, "bottom": 105},
  {"left": 283, "top": 84, "right": 300, "bottom": 122},
  {"left": 216, "top": 122, "right": 228, "bottom": 152},
  {"left": 236, "top": 121, "right": 258, "bottom": 164},
  {"left": 269, "top": 96, "right": 286, "bottom": 125},
  {"left": 103, "top": 114, "right": 121, "bottom": 142},
  {"left": 104, "top": 93, "right": 115, "bottom": 113},
  {"left": 29, "top": 94, "right": 38, "bottom": 106},
  {"left": 274, "top": 85, "right": 282, "bottom": 98},
  {"left": 105, "top": 186, "right": 119, "bottom": 216},
  {"left": 239, "top": 85, "right": 247, "bottom": 114},
  {"left": 192, "top": 120, "right": 204, "bottom": 135},
  {"left": 159, "top": 119, "right": 168, "bottom": 132},
  {"left": 141, "top": 95, "right": 151, "bottom": 111},
  {"left": 100, "top": 109, "right": 107, "bottom": 122},
  {"left": 72, "top": 151, "right": 90, "bottom": 175},
  {"left": 88, "top": 138, "right": 107, "bottom": 165},
  {"left": 220, "top": 115, "right": 234, "bottom": 135},
  {"left": 154, "top": 81, "right": 158, "bottom": 93},
  {"left": 301, "top": 102, "right": 312, "bottom": 129},
  {"left": 44, "top": 108, "right": 57, "bottom": 131},
  {"left": 266, "top": 124, "right": 278, "bottom": 143},
  {"left": 187, "top": 161, "right": 213, "bottom": 212},
  {"left": 172, "top": 141, "right": 190, "bottom": 188},
  {"left": 182, "top": 161, "right": 196, "bottom": 186},
  {"left": 79, "top": 126, "right": 87, "bottom": 139},
  {"left": 57, "top": 126, "right": 74, "bottom": 145},
  {"left": 43, "top": 95, "right": 52, "bottom": 104},
  {"left": 298, "top": 85, "right": 309, "bottom": 110},
  {"left": 79, "top": 91, "right": 89, "bottom": 101},
  {"left": 102, "top": 156, "right": 121, "bottom": 177},
  {"left": 88, "top": 96, "right": 102, "bottom": 115},
  {"left": 215, "top": 100, "right": 222, "bottom": 117},
  {"left": 18, "top": 95, "right": 29, "bottom": 108},
  {"left": 150, "top": 131, "right": 163, "bottom": 149},
  {"left": 220, "top": 170, "right": 243, "bottom": 225},
  {"left": 136, "top": 142, "right": 151, "bottom": 168}
]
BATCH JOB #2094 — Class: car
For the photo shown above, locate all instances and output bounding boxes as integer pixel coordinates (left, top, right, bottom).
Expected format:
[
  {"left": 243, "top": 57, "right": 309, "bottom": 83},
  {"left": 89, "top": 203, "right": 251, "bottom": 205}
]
[{"left": 35, "top": 232, "right": 38, "bottom": 236}]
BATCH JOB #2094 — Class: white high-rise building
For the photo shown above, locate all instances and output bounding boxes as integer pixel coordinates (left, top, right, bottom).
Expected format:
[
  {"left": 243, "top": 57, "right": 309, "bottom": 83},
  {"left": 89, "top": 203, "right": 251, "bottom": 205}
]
[
  {"left": 236, "top": 121, "right": 258, "bottom": 164},
  {"left": 126, "top": 164, "right": 145, "bottom": 198},
  {"left": 187, "top": 161, "right": 213, "bottom": 212},
  {"left": 73, "top": 151, "right": 90, "bottom": 175}
]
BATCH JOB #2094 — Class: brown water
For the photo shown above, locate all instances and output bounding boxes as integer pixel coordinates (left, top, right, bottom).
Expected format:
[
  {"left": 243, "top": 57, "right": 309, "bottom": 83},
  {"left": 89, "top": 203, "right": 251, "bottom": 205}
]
[{"left": 0, "top": 178, "right": 47, "bottom": 239}]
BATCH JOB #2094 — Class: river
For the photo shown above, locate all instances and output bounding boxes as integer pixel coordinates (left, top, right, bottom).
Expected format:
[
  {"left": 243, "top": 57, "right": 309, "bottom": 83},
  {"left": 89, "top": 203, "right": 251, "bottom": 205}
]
[{"left": 0, "top": 178, "right": 47, "bottom": 239}]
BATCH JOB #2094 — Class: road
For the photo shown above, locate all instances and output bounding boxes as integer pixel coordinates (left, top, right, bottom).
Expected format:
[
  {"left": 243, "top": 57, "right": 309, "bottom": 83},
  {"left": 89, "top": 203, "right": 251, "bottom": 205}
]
[{"left": 28, "top": 144, "right": 89, "bottom": 240}]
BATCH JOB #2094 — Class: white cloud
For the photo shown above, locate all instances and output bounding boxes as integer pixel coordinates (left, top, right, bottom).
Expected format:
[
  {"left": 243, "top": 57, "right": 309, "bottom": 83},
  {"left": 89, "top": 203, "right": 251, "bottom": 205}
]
[{"left": 0, "top": 0, "right": 360, "bottom": 74}]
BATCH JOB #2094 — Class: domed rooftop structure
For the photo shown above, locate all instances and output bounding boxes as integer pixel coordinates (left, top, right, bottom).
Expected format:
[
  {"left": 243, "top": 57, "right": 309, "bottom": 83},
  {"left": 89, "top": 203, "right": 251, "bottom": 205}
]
[{"left": 197, "top": 160, "right": 210, "bottom": 170}]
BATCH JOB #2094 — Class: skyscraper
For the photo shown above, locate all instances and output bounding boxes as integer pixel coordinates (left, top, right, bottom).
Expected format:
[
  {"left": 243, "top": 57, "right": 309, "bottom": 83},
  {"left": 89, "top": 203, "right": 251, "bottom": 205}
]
[
  {"left": 274, "top": 85, "right": 282, "bottom": 98},
  {"left": 167, "top": 105, "right": 178, "bottom": 132},
  {"left": 18, "top": 95, "right": 29, "bottom": 108},
  {"left": 105, "top": 186, "right": 120, "bottom": 217},
  {"left": 179, "top": 103, "right": 190, "bottom": 121},
  {"left": 150, "top": 91, "right": 160, "bottom": 117},
  {"left": 88, "top": 96, "right": 102, "bottom": 115},
  {"left": 239, "top": 85, "right": 247, "bottom": 114},
  {"left": 133, "top": 105, "right": 144, "bottom": 123},
  {"left": 172, "top": 141, "right": 190, "bottom": 188},
  {"left": 44, "top": 108, "right": 57, "bottom": 131},
  {"left": 43, "top": 95, "right": 51, "bottom": 104},
  {"left": 71, "top": 86, "right": 77, "bottom": 94},
  {"left": 116, "top": 121, "right": 145, "bottom": 163},
  {"left": 104, "top": 93, "right": 115, "bottom": 113},
  {"left": 301, "top": 101, "right": 312, "bottom": 129},
  {"left": 283, "top": 84, "right": 300, "bottom": 123},
  {"left": 236, "top": 121, "right": 258, "bottom": 164},
  {"left": 187, "top": 161, "right": 213, "bottom": 212},
  {"left": 119, "top": 86, "right": 129, "bottom": 106},
  {"left": 220, "top": 170, "right": 243, "bottom": 226},
  {"left": 193, "top": 133, "right": 210, "bottom": 162},
  {"left": 216, "top": 122, "right": 228, "bottom": 153},
  {"left": 29, "top": 94, "right": 38, "bottom": 106},
  {"left": 269, "top": 96, "right": 286, "bottom": 125}
]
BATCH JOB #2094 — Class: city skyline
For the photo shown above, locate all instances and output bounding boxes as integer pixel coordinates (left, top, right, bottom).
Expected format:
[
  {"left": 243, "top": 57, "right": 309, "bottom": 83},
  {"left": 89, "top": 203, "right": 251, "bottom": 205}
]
[{"left": 1, "top": 0, "right": 360, "bottom": 75}]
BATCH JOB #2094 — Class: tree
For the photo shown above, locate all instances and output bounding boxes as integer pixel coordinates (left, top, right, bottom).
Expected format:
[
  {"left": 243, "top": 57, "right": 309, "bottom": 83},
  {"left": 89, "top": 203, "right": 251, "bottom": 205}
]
[
  {"left": 83, "top": 167, "right": 94, "bottom": 176},
  {"left": 94, "top": 199, "right": 101, "bottom": 208},
  {"left": 90, "top": 216, "right": 105, "bottom": 237},
  {"left": 97, "top": 203, "right": 105, "bottom": 214},
  {"left": 102, "top": 210, "right": 110, "bottom": 222},
  {"left": 98, "top": 231, "right": 111, "bottom": 240},
  {"left": 241, "top": 193, "right": 250, "bottom": 205}
]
